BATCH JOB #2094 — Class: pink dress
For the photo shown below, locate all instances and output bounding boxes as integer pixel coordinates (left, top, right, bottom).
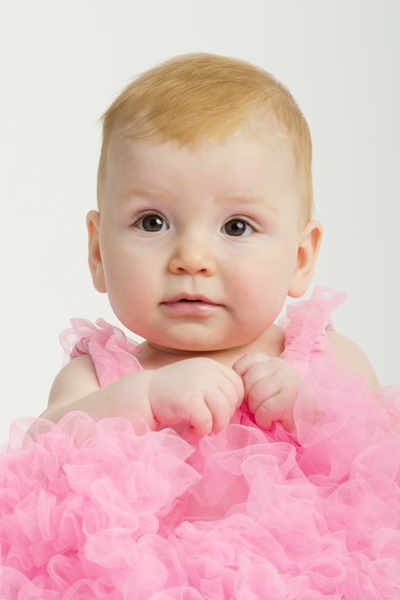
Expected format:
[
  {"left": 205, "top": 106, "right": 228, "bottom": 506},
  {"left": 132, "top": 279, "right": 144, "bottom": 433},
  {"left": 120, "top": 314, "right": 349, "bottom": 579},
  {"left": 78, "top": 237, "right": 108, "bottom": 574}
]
[{"left": 1, "top": 287, "right": 400, "bottom": 599}]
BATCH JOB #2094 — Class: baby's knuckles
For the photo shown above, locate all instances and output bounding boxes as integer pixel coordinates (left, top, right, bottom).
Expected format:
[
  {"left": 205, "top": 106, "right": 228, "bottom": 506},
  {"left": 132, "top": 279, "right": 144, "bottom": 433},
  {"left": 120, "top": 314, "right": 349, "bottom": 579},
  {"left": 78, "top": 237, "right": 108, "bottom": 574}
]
[
  {"left": 234, "top": 353, "right": 303, "bottom": 430},
  {"left": 232, "top": 352, "right": 273, "bottom": 377},
  {"left": 247, "top": 376, "right": 280, "bottom": 413}
]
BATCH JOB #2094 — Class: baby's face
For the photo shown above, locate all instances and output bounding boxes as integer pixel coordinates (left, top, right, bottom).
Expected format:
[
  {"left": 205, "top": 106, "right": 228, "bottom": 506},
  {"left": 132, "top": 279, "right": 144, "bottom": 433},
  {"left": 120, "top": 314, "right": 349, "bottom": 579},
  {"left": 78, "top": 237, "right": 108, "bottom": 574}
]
[{"left": 89, "top": 123, "right": 314, "bottom": 353}]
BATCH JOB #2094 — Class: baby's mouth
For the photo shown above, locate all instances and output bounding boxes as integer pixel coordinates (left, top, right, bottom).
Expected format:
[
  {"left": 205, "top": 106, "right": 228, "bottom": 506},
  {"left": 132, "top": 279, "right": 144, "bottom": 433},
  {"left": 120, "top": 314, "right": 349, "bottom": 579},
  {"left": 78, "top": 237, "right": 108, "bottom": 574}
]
[
  {"left": 161, "top": 294, "right": 221, "bottom": 314},
  {"left": 163, "top": 293, "right": 218, "bottom": 305}
]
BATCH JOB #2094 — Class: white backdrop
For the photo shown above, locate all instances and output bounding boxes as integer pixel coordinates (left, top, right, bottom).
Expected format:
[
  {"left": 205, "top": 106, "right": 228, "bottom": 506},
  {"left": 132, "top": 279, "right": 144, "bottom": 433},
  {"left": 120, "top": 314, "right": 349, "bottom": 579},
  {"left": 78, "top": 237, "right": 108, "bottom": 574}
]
[{"left": 0, "top": 1, "right": 399, "bottom": 442}]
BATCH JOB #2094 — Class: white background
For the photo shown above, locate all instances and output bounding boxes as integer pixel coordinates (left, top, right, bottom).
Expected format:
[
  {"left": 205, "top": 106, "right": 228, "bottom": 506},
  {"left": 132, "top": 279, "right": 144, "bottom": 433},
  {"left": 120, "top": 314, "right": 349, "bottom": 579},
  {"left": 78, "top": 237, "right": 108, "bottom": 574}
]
[{"left": 0, "top": 1, "right": 399, "bottom": 443}]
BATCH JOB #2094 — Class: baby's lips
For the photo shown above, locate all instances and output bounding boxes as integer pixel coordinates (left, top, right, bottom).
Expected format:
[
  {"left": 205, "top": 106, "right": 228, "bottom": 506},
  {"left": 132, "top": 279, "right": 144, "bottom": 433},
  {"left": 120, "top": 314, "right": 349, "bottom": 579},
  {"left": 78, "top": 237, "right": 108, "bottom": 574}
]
[{"left": 162, "top": 292, "right": 220, "bottom": 305}]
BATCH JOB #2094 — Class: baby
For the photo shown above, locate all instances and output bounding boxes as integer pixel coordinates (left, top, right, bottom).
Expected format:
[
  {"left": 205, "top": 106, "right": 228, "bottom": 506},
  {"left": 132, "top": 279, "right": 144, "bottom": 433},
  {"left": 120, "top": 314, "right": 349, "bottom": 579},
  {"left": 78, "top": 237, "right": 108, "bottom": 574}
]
[
  {"left": 40, "top": 53, "right": 379, "bottom": 435},
  {"left": 2, "top": 53, "right": 399, "bottom": 599}
]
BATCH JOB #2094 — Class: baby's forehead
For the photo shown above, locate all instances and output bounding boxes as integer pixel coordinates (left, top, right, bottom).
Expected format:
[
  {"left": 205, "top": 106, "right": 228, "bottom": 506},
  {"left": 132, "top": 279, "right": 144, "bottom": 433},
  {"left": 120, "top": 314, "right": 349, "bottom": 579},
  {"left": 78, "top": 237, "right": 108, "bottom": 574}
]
[{"left": 105, "top": 123, "right": 296, "bottom": 188}]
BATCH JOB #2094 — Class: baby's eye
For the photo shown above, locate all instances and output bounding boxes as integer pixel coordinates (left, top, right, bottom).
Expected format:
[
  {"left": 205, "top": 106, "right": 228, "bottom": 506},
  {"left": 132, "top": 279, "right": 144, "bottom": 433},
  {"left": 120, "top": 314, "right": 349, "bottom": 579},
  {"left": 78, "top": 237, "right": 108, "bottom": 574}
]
[
  {"left": 222, "top": 219, "right": 254, "bottom": 237},
  {"left": 135, "top": 214, "right": 168, "bottom": 232}
]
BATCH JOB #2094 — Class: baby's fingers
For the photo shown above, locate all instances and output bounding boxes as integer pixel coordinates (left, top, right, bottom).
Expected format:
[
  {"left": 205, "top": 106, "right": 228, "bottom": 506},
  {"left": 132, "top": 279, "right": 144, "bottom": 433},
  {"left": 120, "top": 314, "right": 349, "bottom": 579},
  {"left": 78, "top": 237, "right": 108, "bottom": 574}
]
[
  {"left": 188, "top": 388, "right": 233, "bottom": 437},
  {"left": 254, "top": 393, "right": 295, "bottom": 432},
  {"left": 246, "top": 369, "right": 280, "bottom": 414},
  {"left": 219, "top": 365, "right": 245, "bottom": 412},
  {"left": 187, "top": 401, "right": 214, "bottom": 438},
  {"left": 206, "top": 388, "right": 234, "bottom": 433}
]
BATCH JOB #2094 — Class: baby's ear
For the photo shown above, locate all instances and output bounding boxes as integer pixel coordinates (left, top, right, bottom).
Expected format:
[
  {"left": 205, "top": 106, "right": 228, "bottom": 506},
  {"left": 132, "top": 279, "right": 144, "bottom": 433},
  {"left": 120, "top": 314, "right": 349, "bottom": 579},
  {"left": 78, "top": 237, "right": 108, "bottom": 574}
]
[
  {"left": 87, "top": 210, "right": 107, "bottom": 293},
  {"left": 288, "top": 220, "right": 323, "bottom": 298}
]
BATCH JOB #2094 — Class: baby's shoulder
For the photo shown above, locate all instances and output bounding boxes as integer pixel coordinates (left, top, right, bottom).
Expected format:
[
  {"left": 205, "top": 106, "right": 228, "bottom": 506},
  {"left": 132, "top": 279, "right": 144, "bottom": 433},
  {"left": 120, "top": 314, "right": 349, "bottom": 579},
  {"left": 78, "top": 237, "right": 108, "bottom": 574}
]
[
  {"left": 325, "top": 330, "right": 380, "bottom": 391},
  {"left": 48, "top": 354, "right": 100, "bottom": 407}
]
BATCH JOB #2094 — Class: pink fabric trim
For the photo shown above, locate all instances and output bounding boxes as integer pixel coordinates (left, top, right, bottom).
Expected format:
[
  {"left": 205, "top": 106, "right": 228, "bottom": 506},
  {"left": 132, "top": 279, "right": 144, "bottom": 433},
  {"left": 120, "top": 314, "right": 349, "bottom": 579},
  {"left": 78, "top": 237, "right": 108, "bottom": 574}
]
[
  {"left": 279, "top": 286, "right": 346, "bottom": 377},
  {"left": 60, "top": 317, "right": 143, "bottom": 387}
]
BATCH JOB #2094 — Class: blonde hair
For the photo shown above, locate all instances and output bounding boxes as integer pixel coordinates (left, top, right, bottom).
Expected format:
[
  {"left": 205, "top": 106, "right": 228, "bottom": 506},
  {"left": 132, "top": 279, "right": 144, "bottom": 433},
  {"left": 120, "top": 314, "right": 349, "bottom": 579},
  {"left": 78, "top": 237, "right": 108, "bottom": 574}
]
[{"left": 98, "top": 53, "right": 313, "bottom": 219}]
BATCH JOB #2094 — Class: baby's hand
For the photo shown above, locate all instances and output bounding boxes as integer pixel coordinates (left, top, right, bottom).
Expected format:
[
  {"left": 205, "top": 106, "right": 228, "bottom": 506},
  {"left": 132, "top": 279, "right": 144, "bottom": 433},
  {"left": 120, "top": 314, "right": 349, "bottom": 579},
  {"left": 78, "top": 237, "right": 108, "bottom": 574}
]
[
  {"left": 149, "top": 358, "right": 244, "bottom": 437},
  {"left": 233, "top": 353, "right": 303, "bottom": 432}
]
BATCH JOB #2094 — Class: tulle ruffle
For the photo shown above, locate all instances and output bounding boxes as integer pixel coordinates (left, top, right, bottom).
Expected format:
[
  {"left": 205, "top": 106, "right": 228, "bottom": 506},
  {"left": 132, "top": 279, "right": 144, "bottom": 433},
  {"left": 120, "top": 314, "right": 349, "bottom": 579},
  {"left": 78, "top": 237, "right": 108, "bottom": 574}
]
[
  {"left": 1, "top": 385, "right": 400, "bottom": 599},
  {"left": 279, "top": 286, "right": 346, "bottom": 378},
  {"left": 60, "top": 318, "right": 143, "bottom": 387}
]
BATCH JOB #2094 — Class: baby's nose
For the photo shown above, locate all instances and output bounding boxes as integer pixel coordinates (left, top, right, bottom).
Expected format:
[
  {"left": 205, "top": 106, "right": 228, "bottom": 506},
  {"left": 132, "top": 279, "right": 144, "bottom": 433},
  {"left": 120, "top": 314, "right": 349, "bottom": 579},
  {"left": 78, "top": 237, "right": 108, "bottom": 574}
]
[{"left": 168, "top": 233, "right": 217, "bottom": 276}]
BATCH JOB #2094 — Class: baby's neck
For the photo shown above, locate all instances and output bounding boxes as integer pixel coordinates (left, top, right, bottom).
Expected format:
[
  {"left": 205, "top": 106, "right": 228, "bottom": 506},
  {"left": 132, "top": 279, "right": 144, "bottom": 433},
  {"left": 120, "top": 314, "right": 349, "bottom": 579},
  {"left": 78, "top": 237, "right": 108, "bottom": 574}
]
[{"left": 136, "top": 324, "right": 285, "bottom": 370}]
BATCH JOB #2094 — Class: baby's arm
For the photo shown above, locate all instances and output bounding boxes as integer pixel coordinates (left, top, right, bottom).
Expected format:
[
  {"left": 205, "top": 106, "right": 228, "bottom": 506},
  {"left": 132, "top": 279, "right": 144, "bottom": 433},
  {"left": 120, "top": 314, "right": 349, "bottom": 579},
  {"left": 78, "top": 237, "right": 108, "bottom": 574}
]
[
  {"left": 41, "top": 355, "right": 243, "bottom": 437},
  {"left": 40, "top": 354, "right": 158, "bottom": 433}
]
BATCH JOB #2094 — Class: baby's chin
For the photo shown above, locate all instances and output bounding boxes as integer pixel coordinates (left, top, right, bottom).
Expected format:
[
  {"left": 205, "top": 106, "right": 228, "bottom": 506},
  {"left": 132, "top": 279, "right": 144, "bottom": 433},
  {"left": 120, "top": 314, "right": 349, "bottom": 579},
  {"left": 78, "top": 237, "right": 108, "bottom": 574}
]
[
  {"left": 146, "top": 340, "right": 229, "bottom": 356},
  {"left": 134, "top": 321, "right": 272, "bottom": 357},
  {"left": 146, "top": 335, "right": 262, "bottom": 357}
]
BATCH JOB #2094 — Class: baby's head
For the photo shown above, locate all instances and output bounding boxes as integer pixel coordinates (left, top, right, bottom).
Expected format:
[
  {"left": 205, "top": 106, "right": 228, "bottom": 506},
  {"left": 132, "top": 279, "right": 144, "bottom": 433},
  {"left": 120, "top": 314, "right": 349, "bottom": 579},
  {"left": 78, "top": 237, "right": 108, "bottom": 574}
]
[
  {"left": 88, "top": 54, "right": 322, "bottom": 352},
  {"left": 97, "top": 53, "right": 313, "bottom": 224}
]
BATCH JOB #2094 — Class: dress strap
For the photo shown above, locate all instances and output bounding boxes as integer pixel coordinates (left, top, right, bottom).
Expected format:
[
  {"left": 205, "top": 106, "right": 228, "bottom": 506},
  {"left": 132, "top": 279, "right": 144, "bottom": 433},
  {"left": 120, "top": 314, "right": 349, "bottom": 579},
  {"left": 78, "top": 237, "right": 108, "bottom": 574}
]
[
  {"left": 279, "top": 286, "right": 346, "bottom": 377},
  {"left": 60, "top": 318, "right": 143, "bottom": 387}
]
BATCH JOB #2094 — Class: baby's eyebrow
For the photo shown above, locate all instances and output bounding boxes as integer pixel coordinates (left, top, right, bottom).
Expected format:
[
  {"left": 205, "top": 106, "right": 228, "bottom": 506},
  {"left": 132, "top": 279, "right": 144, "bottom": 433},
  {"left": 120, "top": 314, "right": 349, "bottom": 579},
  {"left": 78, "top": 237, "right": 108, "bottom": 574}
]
[
  {"left": 220, "top": 194, "right": 279, "bottom": 214},
  {"left": 116, "top": 188, "right": 170, "bottom": 203}
]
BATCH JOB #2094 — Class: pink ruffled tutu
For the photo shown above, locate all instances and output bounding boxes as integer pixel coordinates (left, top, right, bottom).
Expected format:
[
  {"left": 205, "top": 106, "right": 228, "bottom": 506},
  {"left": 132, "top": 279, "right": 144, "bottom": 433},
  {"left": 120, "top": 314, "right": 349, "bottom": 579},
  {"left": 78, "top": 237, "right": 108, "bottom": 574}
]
[{"left": 1, "top": 287, "right": 400, "bottom": 599}]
